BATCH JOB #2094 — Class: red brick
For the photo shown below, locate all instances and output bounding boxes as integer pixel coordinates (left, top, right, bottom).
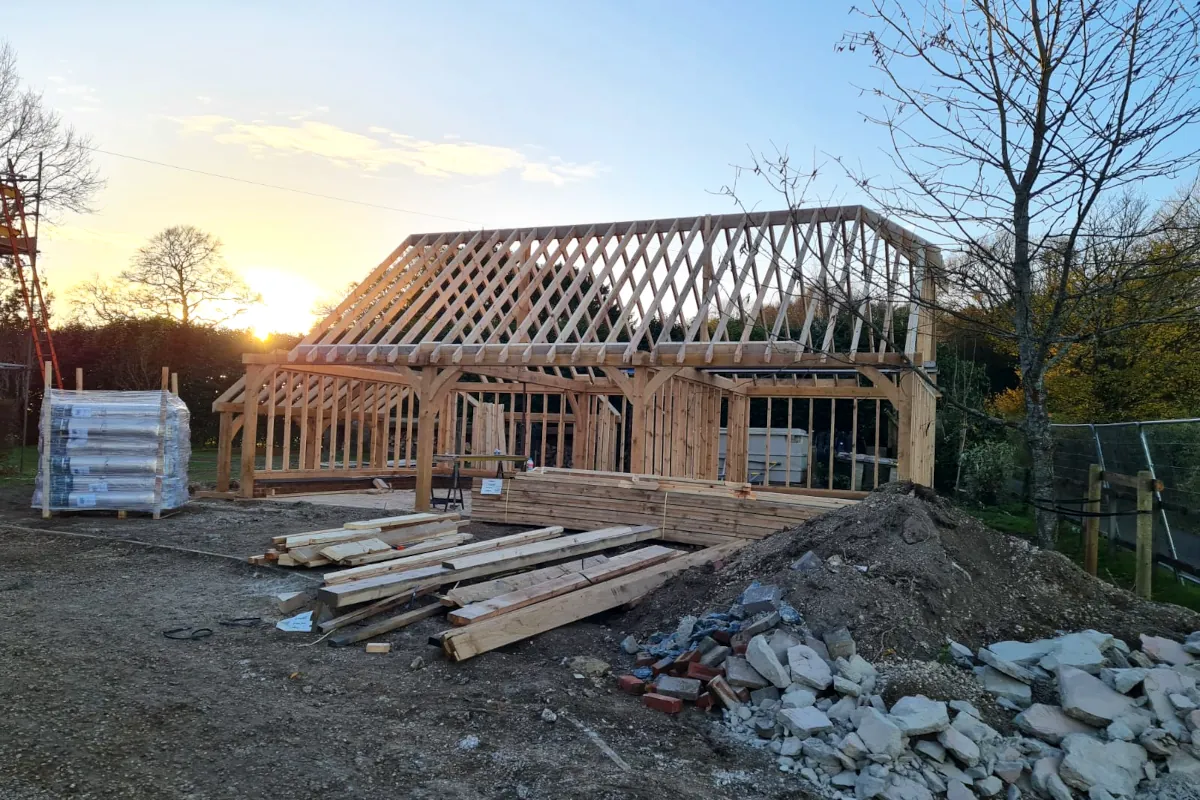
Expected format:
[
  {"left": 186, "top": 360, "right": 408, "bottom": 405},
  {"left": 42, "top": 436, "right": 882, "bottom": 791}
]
[
  {"left": 642, "top": 692, "right": 683, "bottom": 714},
  {"left": 707, "top": 675, "right": 742, "bottom": 709},
  {"left": 732, "top": 642, "right": 748, "bottom": 656},
  {"left": 712, "top": 630, "right": 732, "bottom": 645},
  {"left": 616, "top": 675, "right": 645, "bottom": 695},
  {"left": 735, "top": 687, "right": 751, "bottom": 702},
  {"left": 651, "top": 656, "right": 675, "bottom": 676},
  {"left": 634, "top": 653, "right": 655, "bottom": 667},
  {"left": 695, "top": 692, "right": 714, "bottom": 710},
  {"left": 686, "top": 662, "right": 721, "bottom": 682},
  {"left": 673, "top": 649, "right": 699, "bottom": 665}
]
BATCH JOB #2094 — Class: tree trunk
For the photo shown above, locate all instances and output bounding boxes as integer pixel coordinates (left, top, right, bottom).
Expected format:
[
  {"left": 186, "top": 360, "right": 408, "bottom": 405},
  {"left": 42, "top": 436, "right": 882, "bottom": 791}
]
[
  {"left": 1011, "top": 189, "right": 1058, "bottom": 550},
  {"left": 1023, "top": 380, "right": 1058, "bottom": 549}
]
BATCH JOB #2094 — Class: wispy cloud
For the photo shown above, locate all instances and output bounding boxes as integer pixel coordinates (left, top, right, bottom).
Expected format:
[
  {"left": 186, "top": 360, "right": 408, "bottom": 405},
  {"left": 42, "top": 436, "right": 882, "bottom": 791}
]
[
  {"left": 48, "top": 74, "right": 101, "bottom": 113},
  {"left": 196, "top": 95, "right": 213, "bottom": 105},
  {"left": 170, "top": 115, "right": 602, "bottom": 186}
]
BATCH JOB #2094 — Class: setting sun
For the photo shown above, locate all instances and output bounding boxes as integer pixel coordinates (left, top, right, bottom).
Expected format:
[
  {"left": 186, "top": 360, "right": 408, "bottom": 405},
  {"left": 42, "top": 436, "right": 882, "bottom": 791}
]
[{"left": 240, "top": 267, "right": 323, "bottom": 339}]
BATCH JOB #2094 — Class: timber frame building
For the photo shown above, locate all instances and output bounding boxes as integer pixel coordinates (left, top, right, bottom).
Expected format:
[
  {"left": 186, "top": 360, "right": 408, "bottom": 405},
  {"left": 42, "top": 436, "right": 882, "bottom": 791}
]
[{"left": 214, "top": 205, "right": 939, "bottom": 509}]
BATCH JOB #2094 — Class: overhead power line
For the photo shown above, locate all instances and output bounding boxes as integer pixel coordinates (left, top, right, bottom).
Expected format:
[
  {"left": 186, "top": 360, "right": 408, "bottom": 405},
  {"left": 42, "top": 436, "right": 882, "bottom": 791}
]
[{"left": 87, "top": 147, "right": 485, "bottom": 227}]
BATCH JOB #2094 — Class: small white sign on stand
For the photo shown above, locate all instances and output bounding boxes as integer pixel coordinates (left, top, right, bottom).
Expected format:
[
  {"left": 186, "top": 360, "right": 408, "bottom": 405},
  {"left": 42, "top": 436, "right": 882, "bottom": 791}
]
[{"left": 480, "top": 478, "right": 504, "bottom": 496}]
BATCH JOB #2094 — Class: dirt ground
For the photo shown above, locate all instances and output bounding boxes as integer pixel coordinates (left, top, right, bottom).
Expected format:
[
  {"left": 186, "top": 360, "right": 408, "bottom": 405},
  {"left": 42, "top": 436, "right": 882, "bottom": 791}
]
[{"left": 0, "top": 487, "right": 804, "bottom": 800}]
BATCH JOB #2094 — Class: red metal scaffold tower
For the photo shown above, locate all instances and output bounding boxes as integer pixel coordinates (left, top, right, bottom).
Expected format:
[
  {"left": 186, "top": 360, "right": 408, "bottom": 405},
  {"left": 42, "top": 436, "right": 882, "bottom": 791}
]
[{"left": 0, "top": 156, "right": 61, "bottom": 388}]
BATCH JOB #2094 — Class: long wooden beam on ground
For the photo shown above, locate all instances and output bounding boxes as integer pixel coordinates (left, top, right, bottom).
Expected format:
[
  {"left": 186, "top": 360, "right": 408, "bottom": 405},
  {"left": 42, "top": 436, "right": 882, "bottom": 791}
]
[
  {"left": 441, "top": 539, "right": 746, "bottom": 661},
  {"left": 322, "top": 526, "right": 565, "bottom": 585},
  {"left": 447, "top": 545, "right": 679, "bottom": 626},
  {"left": 318, "top": 525, "right": 658, "bottom": 608}
]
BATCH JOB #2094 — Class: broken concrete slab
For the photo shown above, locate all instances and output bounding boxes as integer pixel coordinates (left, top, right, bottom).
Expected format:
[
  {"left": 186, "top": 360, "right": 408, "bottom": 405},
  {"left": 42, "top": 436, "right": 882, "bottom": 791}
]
[
  {"left": 979, "top": 665, "right": 1032, "bottom": 708},
  {"left": 741, "top": 610, "right": 782, "bottom": 638},
  {"left": 655, "top": 675, "right": 702, "bottom": 702},
  {"left": 824, "top": 626, "right": 856, "bottom": 660},
  {"left": 987, "top": 639, "right": 1055, "bottom": 665},
  {"left": 938, "top": 725, "right": 981, "bottom": 767},
  {"left": 1100, "top": 667, "right": 1149, "bottom": 694},
  {"left": 1040, "top": 633, "right": 1106, "bottom": 674},
  {"left": 1058, "top": 733, "right": 1148, "bottom": 797},
  {"left": 857, "top": 708, "right": 904, "bottom": 758},
  {"left": 978, "top": 647, "right": 1037, "bottom": 683},
  {"left": 1058, "top": 665, "right": 1135, "bottom": 726},
  {"left": 791, "top": 550, "right": 822, "bottom": 572},
  {"left": 782, "top": 687, "right": 817, "bottom": 709},
  {"left": 746, "top": 634, "right": 792, "bottom": 689},
  {"left": 890, "top": 695, "right": 950, "bottom": 735},
  {"left": 777, "top": 705, "right": 833, "bottom": 738},
  {"left": 788, "top": 643, "right": 833, "bottom": 690},
  {"left": 767, "top": 628, "right": 803, "bottom": 663},
  {"left": 1013, "top": 703, "right": 1099, "bottom": 744},
  {"left": 724, "top": 656, "right": 770, "bottom": 689},
  {"left": 1141, "top": 634, "right": 1195, "bottom": 667}
]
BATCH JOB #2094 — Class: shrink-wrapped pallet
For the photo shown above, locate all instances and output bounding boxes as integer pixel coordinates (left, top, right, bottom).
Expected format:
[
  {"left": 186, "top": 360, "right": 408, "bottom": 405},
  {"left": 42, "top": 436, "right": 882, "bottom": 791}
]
[{"left": 33, "top": 389, "right": 191, "bottom": 513}]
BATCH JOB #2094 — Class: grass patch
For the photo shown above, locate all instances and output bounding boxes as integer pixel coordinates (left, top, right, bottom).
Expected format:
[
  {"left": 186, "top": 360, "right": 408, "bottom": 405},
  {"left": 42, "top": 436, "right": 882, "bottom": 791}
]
[{"left": 962, "top": 500, "right": 1200, "bottom": 613}]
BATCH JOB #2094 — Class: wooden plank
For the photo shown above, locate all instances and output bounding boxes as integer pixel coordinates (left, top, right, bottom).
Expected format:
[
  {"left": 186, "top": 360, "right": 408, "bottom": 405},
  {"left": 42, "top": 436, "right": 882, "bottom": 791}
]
[
  {"left": 319, "top": 537, "right": 392, "bottom": 563},
  {"left": 441, "top": 525, "right": 647, "bottom": 571},
  {"left": 441, "top": 540, "right": 746, "bottom": 661},
  {"left": 281, "top": 526, "right": 384, "bottom": 550},
  {"left": 319, "top": 525, "right": 658, "bottom": 607},
  {"left": 316, "top": 592, "right": 423, "bottom": 633},
  {"left": 338, "top": 532, "right": 474, "bottom": 567},
  {"left": 442, "top": 558, "right": 596, "bottom": 606},
  {"left": 343, "top": 512, "right": 458, "bottom": 530},
  {"left": 322, "top": 526, "right": 565, "bottom": 585},
  {"left": 328, "top": 602, "right": 446, "bottom": 647},
  {"left": 449, "top": 546, "right": 678, "bottom": 626},
  {"left": 450, "top": 573, "right": 590, "bottom": 626}
]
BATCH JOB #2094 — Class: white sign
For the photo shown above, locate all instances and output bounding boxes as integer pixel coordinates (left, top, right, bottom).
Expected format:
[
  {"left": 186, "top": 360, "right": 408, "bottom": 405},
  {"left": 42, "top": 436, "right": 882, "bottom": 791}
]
[{"left": 480, "top": 478, "right": 504, "bottom": 496}]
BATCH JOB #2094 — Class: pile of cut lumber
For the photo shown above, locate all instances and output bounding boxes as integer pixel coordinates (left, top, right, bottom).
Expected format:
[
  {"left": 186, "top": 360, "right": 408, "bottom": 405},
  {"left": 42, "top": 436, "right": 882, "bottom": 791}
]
[
  {"left": 470, "top": 468, "right": 858, "bottom": 545},
  {"left": 250, "top": 512, "right": 465, "bottom": 567},
  {"left": 261, "top": 511, "right": 748, "bottom": 659}
]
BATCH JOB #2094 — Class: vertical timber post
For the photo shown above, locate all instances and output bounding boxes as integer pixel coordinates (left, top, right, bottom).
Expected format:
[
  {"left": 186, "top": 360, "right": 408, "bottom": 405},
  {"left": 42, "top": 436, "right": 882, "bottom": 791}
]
[
  {"left": 725, "top": 392, "right": 749, "bottom": 483},
  {"left": 1083, "top": 464, "right": 1101, "bottom": 576},
  {"left": 239, "top": 366, "right": 263, "bottom": 499},
  {"left": 628, "top": 369, "right": 647, "bottom": 474},
  {"left": 216, "top": 411, "right": 233, "bottom": 492},
  {"left": 1136, "top": 470, "right": 1154, "bottom": 599}
]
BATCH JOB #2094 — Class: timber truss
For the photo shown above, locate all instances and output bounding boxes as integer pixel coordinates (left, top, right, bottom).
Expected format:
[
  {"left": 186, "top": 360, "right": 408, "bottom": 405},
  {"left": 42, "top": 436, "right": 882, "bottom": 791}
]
[{"left": 215, "top": 205, "right": 940, "bottom": 504}]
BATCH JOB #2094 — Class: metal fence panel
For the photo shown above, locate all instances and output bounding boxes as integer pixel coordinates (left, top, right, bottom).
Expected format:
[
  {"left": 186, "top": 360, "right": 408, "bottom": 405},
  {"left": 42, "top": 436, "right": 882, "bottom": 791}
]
[{"left": 1052, "top": 419, "right": 1200, "bottom": 573}]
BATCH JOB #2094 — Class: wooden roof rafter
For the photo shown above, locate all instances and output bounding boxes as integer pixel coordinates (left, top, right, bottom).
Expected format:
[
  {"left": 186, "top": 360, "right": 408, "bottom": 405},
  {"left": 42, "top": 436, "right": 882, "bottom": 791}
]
[{"left": 216, "top": 206, "right": 937, "bottom": 412}]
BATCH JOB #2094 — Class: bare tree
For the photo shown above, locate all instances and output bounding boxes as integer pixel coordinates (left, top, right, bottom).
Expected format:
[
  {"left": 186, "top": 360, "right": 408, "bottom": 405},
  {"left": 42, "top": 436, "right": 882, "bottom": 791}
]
[
  {"left": 813, "top": 0, "right": 1200, "bottom": 548},
  {"left": 66, "top": 274, "right": 139, "bottom": 324},
  {"left": 116, "top": 226, "right": 259, "bottom": 326},
  {"left": 0, "top": 42, "right": 101, "bottom": 215}
]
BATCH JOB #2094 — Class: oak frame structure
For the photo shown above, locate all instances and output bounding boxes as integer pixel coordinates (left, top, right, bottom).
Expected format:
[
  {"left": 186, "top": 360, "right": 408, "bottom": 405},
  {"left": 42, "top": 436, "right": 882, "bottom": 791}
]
[{"left": 214, "top": 205, "right": 939, "bottom": 509}]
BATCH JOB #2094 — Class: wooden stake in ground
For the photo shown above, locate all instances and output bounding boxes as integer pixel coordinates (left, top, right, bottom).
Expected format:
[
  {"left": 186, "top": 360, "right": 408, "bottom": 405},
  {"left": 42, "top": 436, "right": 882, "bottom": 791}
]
[{"left": 1136, "top": 470, "right": 1154, "bottom": 599}]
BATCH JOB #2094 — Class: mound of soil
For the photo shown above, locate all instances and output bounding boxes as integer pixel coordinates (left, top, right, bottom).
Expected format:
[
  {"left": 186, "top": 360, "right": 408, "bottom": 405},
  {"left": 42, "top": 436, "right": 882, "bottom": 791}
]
[{"left": 630, "top": 482, "right": 1200, "bottom": 661}]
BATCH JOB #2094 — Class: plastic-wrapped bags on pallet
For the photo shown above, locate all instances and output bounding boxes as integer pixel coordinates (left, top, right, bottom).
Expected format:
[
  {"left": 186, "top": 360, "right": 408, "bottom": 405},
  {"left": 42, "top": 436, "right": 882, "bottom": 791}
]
[{"left": 33, "top": 389, "right": 191, "bottom": 512}]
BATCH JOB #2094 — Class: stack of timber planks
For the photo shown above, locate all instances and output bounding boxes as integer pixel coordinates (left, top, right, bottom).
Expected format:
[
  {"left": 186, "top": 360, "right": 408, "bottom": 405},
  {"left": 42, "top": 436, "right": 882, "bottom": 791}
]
[
  {"left": 469, "top": 468, "right": 858, "bottom": 546},
  {"left": 250, "top": 512, "right": 466, "bottom": 567},
  {"left": 259, "top": 510, "right": 749, "bottom": 660}
]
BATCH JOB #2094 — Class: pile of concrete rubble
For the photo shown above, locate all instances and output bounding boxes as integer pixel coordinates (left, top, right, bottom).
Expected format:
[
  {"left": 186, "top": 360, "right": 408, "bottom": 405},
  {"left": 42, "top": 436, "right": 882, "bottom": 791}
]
[{"left": 614, "top": 573, "right": 1200, "bottom": 799}]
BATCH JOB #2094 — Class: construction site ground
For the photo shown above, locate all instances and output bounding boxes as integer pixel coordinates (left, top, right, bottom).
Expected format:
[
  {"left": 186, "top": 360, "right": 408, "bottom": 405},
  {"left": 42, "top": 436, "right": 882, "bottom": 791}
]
[{"left": 0, "top": 489, "right": 794, "bottom": 800}]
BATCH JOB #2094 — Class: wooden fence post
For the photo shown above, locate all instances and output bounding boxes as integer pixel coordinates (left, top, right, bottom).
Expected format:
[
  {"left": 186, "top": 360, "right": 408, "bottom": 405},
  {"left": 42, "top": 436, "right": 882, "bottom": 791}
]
[
  {"left": 1136, "top": 470, "right": 1154, "bottom": 599},
  {"left": 1084, "top": 464, "right": 1101, "bottom": 576}
]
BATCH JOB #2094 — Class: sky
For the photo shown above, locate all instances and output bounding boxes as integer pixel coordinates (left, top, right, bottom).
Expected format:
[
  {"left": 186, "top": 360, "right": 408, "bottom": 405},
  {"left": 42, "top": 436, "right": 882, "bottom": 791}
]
[{"left": 5, "top": 2, "right": 972, "bottom": 336}]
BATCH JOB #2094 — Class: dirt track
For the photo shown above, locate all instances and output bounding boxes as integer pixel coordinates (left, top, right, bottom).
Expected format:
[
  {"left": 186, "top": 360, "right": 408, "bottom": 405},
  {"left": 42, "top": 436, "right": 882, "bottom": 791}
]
[{"left": 0, "top": 491, "right": 801, "bottom": 800}]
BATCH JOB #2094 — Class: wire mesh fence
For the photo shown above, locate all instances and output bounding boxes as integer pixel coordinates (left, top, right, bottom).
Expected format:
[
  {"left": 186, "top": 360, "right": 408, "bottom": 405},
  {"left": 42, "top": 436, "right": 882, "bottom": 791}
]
[{"left": 1052, "top": 419, "right": 1200, "bottom": 575}]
